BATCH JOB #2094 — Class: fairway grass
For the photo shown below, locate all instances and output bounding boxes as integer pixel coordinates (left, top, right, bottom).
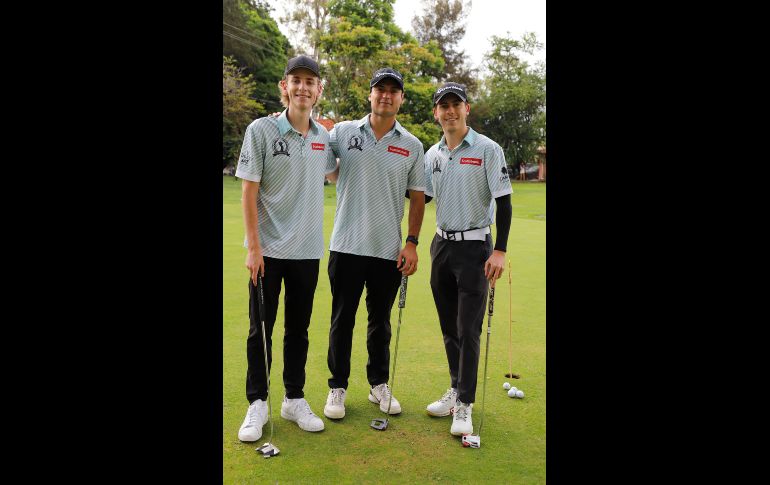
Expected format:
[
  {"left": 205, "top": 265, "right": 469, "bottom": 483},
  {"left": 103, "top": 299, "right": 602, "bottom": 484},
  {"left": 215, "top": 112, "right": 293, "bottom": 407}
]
[{"left": 223, "top": 178, "right": 546, "bottom": 483}]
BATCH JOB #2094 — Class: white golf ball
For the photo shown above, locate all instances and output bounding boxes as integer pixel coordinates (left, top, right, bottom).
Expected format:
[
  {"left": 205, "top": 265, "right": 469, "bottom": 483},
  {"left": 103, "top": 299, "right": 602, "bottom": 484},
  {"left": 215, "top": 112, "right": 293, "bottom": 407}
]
[
  {"left": 507, "top": 388, "right": 517, "bottom": 398},
  {"left": 510, "top": 387, "right": 518, "bottom": 393},
  {"left": 503, "top": 382, "right": 511, "bottom": 390},
  {"left": 516, "top": 390, "right": 524, "bottom": 399}
]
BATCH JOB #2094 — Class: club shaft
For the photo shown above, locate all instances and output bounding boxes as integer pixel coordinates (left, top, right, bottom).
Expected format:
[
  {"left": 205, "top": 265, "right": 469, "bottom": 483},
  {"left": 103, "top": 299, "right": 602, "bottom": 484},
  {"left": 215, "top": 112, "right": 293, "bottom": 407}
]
[
  {"left": 478, "top": 286, "right": 494, "bottom": 437},
  {"left": 508, "top": 261, "right": 512, "bottom": 375},
  {"left": 385, "top": 275, "right": 407, "bottom": 415},
  {"left": 257, "top": 276, "right": 274, "bottom": 444}
]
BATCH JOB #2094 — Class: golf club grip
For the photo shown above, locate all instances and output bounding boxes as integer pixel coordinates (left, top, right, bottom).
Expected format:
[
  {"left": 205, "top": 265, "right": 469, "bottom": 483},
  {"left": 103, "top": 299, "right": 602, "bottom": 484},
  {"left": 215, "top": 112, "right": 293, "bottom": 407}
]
[
  {"left": 488, "top": 287, "right": 495, "bottom": 317},
  {"left": 257, "top": 276, "right": 266, "bottom": 322},
  {"left": 398, "top": 275, "right": 408, "bottom": 308}
]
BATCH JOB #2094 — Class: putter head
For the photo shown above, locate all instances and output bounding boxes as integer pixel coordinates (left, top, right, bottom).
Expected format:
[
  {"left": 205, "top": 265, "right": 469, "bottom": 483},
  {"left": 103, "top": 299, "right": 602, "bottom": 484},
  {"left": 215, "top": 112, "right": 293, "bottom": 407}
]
[
  {"left": 370, "top": 417, "right": 389, "bottom": 430},
  {"left": 256, "top": 442, "right": 280, "bottom": 458},
  {"left": 461, "top": 434, "right": 480, "bottom": 448}
]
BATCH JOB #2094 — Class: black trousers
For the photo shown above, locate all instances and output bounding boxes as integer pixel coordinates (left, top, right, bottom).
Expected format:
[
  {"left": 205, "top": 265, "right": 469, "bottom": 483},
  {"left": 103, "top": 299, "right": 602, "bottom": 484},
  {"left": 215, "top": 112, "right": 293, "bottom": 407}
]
[
  {"left": 327, "top": 251, "right": 402, "bottom": 389},
  {"left": 246, "top": 257, "right": 319, "bottom": 403},
  {"left": 429, "top": 234, "right": 493, "bottom": 403}
]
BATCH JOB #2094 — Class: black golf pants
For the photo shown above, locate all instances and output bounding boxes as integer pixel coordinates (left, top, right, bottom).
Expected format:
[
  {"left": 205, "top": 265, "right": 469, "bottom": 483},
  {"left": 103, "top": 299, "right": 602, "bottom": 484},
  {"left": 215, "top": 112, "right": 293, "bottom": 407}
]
[
  {"left": 327, "top": 251, "right": 402, "bottom": 390},
  {"left": 246, "top": 257, "right": 319, "bottom": 403},
  {"left": 429, "top": 234, "right": 493, "bottom": 404}
]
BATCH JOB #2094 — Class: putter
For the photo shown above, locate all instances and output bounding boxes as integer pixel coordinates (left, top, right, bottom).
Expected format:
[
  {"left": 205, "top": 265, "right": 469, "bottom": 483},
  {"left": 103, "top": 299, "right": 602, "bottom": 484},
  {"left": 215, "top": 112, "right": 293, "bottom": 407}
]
[
  {"left": 370, "top": 273, "right": 408, "bottom": 431},
  {"left": 255, "top": 275, "right": 280, "bottom": 458},
  {"left": 462, "top": 284, "right": 494, "bottom": 449},
  {"left": 504, "top": 260, "right": 521, "bottom": 379}
]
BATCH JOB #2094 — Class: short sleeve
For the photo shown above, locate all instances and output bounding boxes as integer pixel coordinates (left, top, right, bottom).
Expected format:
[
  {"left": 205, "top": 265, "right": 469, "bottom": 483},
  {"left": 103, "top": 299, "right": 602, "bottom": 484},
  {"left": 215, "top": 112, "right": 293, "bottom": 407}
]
[{"left": 234, "top": 121, "right": 265, "bottom": 182}]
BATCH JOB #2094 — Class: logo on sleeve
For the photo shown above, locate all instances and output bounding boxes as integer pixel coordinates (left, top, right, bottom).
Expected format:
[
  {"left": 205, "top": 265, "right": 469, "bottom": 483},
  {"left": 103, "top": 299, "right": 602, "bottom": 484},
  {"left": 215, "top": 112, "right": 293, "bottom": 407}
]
[
  {"left": 311, "top": 143, "right": 325, "bottom": 151},
  {"left": 238, "top": 152, "right": 251, "bottom": 168},
  {"left": 272, "top": 138, "right": 290, "bottom": 157},
  {"left": 388, "top": 146, "right": 410, "bottom": 157},
  {"left": 500, "top": 166, "right": 510, "bottom": 182},
  {"left": 460, "top": 157, "right": 482, "bottom": 166},
  {"left": 348, "top": 135, "right": 364, "bottom": 151}
]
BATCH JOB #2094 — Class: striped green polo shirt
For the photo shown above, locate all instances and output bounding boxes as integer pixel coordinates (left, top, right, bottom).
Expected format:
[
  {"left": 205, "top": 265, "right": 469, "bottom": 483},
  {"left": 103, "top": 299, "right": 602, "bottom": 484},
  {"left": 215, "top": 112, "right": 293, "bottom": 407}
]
[
  {"left": 424, "top": 127, "right": 512, "bottom": 232},
  {"left": 235, "top": 109, "right": 337, "bottom": 259},
  {"left": 329, "top": 115, "right": 426, "bottom": 261}
]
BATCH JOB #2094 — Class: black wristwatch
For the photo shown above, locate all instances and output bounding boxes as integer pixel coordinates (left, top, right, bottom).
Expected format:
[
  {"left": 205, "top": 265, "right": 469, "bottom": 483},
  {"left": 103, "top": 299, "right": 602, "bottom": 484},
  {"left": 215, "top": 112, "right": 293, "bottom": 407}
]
[{"left": 405, "top": 235, "right": 419, "bottom": 246}]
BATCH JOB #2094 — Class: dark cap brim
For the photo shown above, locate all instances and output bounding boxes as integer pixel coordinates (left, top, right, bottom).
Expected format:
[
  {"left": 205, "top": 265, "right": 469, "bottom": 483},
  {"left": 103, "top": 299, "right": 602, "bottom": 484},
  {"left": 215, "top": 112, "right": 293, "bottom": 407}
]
[
  {"left": 434, "top": 89, "right": 467, "bottom": 105},
  {"left": 371, "top": 74, "right": 404, "bottom": 89}
]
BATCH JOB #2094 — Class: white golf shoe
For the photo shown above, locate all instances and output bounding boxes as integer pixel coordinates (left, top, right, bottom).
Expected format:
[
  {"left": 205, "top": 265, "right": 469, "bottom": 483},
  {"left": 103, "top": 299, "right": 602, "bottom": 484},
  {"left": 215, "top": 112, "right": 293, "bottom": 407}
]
[
  {"left": 280, "top": 397, "right": 325, "bottom": 432},
  {"left": 368, "top": 383, "right": 401, "bottom": 414},
  {"left": 323, "top": 388, "right": 347, "bottom": 419},
  {"left": 238, "top": 399, "right": 268, "bottom": 442},
  {"left": 426, "top": 388, "right": 458, "bottom": 417},
  {"left": 450, "top": 400, "right": 474, "bottom": 436}
]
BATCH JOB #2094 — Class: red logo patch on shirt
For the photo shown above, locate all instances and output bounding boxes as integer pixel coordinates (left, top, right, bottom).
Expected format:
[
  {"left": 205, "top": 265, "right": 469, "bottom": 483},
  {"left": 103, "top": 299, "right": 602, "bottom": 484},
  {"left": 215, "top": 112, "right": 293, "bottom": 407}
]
[
  {"left": 460, "top": 157, "right": 483, "bottom": 166},
  {"left": 388, "top": 146, "right": 410, "bottom": 157},
  {"left": 311, "top": 143, "right": 325, "bottom": 151}
]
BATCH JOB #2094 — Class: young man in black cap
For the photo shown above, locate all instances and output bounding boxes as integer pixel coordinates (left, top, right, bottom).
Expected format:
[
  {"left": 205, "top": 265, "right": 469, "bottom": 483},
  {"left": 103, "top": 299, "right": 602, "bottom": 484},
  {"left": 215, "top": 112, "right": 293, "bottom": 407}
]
[
  {"left": 422, "top": 82, "right": 512, "bottom": 437},
  {"left": 235, "top": 55, "right": 337, "bottom": 442},
  {"left": 321, "top": 67, "right": 426, "bottom": 420}
]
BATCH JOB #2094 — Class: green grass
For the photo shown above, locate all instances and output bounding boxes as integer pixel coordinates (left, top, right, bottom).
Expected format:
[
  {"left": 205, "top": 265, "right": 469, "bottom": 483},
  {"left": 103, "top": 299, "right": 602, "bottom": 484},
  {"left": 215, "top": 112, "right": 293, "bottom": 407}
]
[{"left": 223, "top": 178, "right": 546, "bottom": 484}]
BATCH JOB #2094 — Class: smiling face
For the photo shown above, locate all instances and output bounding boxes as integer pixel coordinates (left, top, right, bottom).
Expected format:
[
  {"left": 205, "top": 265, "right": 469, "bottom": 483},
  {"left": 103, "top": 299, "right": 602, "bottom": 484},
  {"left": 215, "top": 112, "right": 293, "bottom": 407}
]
[
  {"left": 368, "top": 78, "right": 405, "bottom": 118},
  {"left": 279, "top": 68, "right": 322, "bottom": 110},
  {"left": 433, "top": 93, "right": 470, "bottom": 135}
]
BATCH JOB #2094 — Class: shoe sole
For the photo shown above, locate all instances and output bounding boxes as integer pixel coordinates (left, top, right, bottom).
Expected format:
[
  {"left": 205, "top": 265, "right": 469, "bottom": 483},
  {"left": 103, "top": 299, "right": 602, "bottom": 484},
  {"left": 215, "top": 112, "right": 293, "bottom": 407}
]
[
  {"left": 426, "top": 408, "right": 453, "bottom": 417},
  {"left": 238, "top": 432, "right": 262, "bottom": 442},
  {"left": 450, "top": 428, "right": 472, "bottom": 436},
  {"left": 323, "top": 406, "right": 345, "bottom": 419},
  {"left": 368, "top": 393, "right": 401, "bottom": 414},
  {"left": 280, "top": 410, "right": 325, "bottom": 432}
]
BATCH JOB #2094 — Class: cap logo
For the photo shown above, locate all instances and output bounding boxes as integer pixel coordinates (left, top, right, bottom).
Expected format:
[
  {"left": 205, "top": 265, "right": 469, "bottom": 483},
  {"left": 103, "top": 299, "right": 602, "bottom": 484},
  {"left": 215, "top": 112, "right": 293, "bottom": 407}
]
[
  {"left": 374, "top": 71, "right": 402, "bottom": 81},
  {"left": 435, "top": 85, "right": 463, "bottom": 95}
]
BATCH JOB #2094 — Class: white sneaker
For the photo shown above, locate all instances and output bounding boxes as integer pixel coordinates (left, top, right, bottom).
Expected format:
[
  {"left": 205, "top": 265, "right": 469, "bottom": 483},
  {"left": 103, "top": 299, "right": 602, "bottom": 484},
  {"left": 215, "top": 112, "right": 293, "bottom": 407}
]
[
  {"left": 238, "top": 399, "right": 268, "bottom": 442},
  {"left": 426, "top": 388, "right": 458, "bottom": 417},
  {"left": 368, "top": 383, "right": 401, "bottom": 414},
  {"left": 280, "top": 397, "right": 325, "bottom": 432},
  {"left": 323, "top": 388, "right": 347, "bottom": 419},
  {"left": 450, "top": 400, "right": 474, "bottom": 436}
]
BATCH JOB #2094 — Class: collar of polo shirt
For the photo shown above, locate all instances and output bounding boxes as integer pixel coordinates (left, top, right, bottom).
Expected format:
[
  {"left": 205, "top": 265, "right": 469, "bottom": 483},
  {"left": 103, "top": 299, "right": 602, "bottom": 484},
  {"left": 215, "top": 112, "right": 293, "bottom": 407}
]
[
  {"left": 277, "top": 109, "right": 321, "bottom": 137},
  {"left": 356, "top": 114, "right": 405, "bottom": 137},
  {"left": 439, "top": 126, "right": 477, "bottom": 149}
]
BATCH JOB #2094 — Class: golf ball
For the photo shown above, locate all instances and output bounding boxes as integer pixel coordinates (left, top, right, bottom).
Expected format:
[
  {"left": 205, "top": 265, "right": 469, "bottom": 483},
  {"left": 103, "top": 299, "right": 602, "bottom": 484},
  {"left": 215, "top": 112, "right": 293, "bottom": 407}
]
[
  {"left": 516, "top": 390, "right": 524, "bottom": 399},
  {"left": 507, "top": 388, "right": 517, "bottom": 398},
  {"left": 510, "top": 387, "right": 518, "bottom": 393},
  {"left": 503, "top": 382, "right": 511, "bottom": 390}
]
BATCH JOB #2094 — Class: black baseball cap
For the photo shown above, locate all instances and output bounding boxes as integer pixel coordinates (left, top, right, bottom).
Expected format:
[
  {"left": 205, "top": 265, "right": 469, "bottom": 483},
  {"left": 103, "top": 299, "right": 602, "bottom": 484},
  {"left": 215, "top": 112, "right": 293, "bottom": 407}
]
[
  {"left": 370, "top": 67, "right": 404, "bottom": 90},
  {"left": 284, "top": 55, "right": 320, "bottom": 77},
  {"left": 433, "top": 82, "right": 468, "bottom": 105}
]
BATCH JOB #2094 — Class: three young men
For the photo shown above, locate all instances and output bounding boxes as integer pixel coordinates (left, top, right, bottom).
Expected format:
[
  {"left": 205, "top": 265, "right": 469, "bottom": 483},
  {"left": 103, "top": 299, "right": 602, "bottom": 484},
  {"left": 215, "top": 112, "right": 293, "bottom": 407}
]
[{"left": 235, "top": 55, "right": 336, "bottom": 442}]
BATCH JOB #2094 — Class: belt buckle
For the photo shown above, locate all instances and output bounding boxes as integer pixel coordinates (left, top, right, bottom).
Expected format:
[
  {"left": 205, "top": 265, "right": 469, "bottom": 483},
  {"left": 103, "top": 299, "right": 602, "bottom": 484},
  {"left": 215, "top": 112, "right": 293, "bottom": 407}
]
[{"left": 446, "top": 231, "right": 456, "bottom": 241}]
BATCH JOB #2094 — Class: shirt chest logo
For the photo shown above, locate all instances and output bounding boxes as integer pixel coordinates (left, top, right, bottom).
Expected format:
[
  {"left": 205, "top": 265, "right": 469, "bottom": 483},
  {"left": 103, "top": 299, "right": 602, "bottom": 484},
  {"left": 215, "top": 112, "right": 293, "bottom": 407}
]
[
  {"left": 272, "top": 138, "right": 290, "bottom": 157},
  {"left": 460, "top": 157, "right": 482, "bottom": 166},
  {"left": 388, "top": 146, "right": 410, "bottom": 157},
  {"left": 311, "top": 142, "right": 325, "bottom": 151},
  {"left": 348, "top": 135, "right": 364, "bottom": 151},
  {"left": 432, "top": 158, "right": 442, "bottom": 173}
]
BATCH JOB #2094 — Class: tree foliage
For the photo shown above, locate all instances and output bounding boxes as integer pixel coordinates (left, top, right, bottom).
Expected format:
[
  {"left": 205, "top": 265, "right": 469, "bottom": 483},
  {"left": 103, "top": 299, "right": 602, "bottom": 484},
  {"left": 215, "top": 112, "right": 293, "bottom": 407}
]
[
  {"left": 279, "top": 0, "right": 333, "bottom": 61},
  {"left": 411, "top": 0, "right": 476, "bottom": 90},
  {"left": 223, "top": 56, "right": 263, "bottom": 168},
  {"left": 468, "top": 33, "right": 545, "bottom": 169}
]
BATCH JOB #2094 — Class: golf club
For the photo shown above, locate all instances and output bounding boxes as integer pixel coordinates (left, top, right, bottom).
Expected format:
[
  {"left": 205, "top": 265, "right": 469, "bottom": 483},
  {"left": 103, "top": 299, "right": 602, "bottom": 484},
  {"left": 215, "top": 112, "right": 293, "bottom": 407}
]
[
  {"left": 504, "top": 260, "right": 521, "bottom": 379},
  {"left": 462, "top": 283, "right": 494, "bottom": 449},
  {"left": 255, "top": 275, "right": 280, "bottom": 458},
  {"left": 370, "top": 273, "right": 408, "bottom": 431}
]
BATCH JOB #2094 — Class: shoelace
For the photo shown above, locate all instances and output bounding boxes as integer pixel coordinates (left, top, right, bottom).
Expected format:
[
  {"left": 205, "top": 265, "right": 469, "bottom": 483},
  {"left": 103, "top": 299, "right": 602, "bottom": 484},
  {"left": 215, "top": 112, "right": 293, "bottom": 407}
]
[
  {"left": 247, "top": 404, "right": 261, "bottom": 426},
  {"left": 439, "top": 388, "right": 456, "bottom": 403},
  {"left": 455, "top": 404, "right": 470, "bottom": 422},
  {"left": 375, "top": 384, "right": 392, "bottom": 402},
  {"left": 330, "top": 388, "right": 345, "bottom": 405},
  {"left": 295, "top": 399, "right": 316, "bottom": 418}
]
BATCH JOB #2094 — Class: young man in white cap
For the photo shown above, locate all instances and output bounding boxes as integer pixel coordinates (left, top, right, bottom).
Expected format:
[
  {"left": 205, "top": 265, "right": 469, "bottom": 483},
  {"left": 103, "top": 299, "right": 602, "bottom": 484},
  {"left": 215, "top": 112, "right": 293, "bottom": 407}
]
[
  {"left": 423, "top": 82, "right": 512, "bottom": 437},
  {"left": 235, "top": 55, "right": 337, "bottom": 442},
  {"left": 322, "top": 67, "right": 426, "bottom": 420}
]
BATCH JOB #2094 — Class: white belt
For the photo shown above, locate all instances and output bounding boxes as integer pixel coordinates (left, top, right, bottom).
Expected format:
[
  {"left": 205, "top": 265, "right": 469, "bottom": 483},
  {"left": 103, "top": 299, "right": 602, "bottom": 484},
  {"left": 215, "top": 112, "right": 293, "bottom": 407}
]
[{"left": 436, "top": 226, "right": 490, "bottom": 241}]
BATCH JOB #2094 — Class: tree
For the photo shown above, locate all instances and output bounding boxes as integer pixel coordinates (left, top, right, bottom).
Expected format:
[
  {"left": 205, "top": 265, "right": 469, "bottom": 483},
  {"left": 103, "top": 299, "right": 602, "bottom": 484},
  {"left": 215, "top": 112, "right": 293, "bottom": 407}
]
[
  {"left": 468, "top": 33, "right": 545, "bottom": 169},
  {"left": 279, "top": 0, "right": 333, "bottom": 61},
  {"left": 411, "top": 0, "right": 477, "bottom": 90},
  {"left": 223, "top": 56, "right": 263, "bottom": 168},
  {"left": 223, "top": 0, "right": 291, "bottom": 113}
]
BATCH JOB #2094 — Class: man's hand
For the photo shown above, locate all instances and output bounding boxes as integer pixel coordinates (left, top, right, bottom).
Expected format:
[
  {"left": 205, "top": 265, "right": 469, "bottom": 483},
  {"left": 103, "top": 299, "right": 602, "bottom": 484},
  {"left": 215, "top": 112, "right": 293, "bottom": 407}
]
[
  {"left": 246, "top": 247, "right": 265, "bottom": 286},
  {"left": 397, "top": 244, "right": 418, "bottom": 276},
  {"left": 484, "top": 250, "right": 506, "bottom": 287}
]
